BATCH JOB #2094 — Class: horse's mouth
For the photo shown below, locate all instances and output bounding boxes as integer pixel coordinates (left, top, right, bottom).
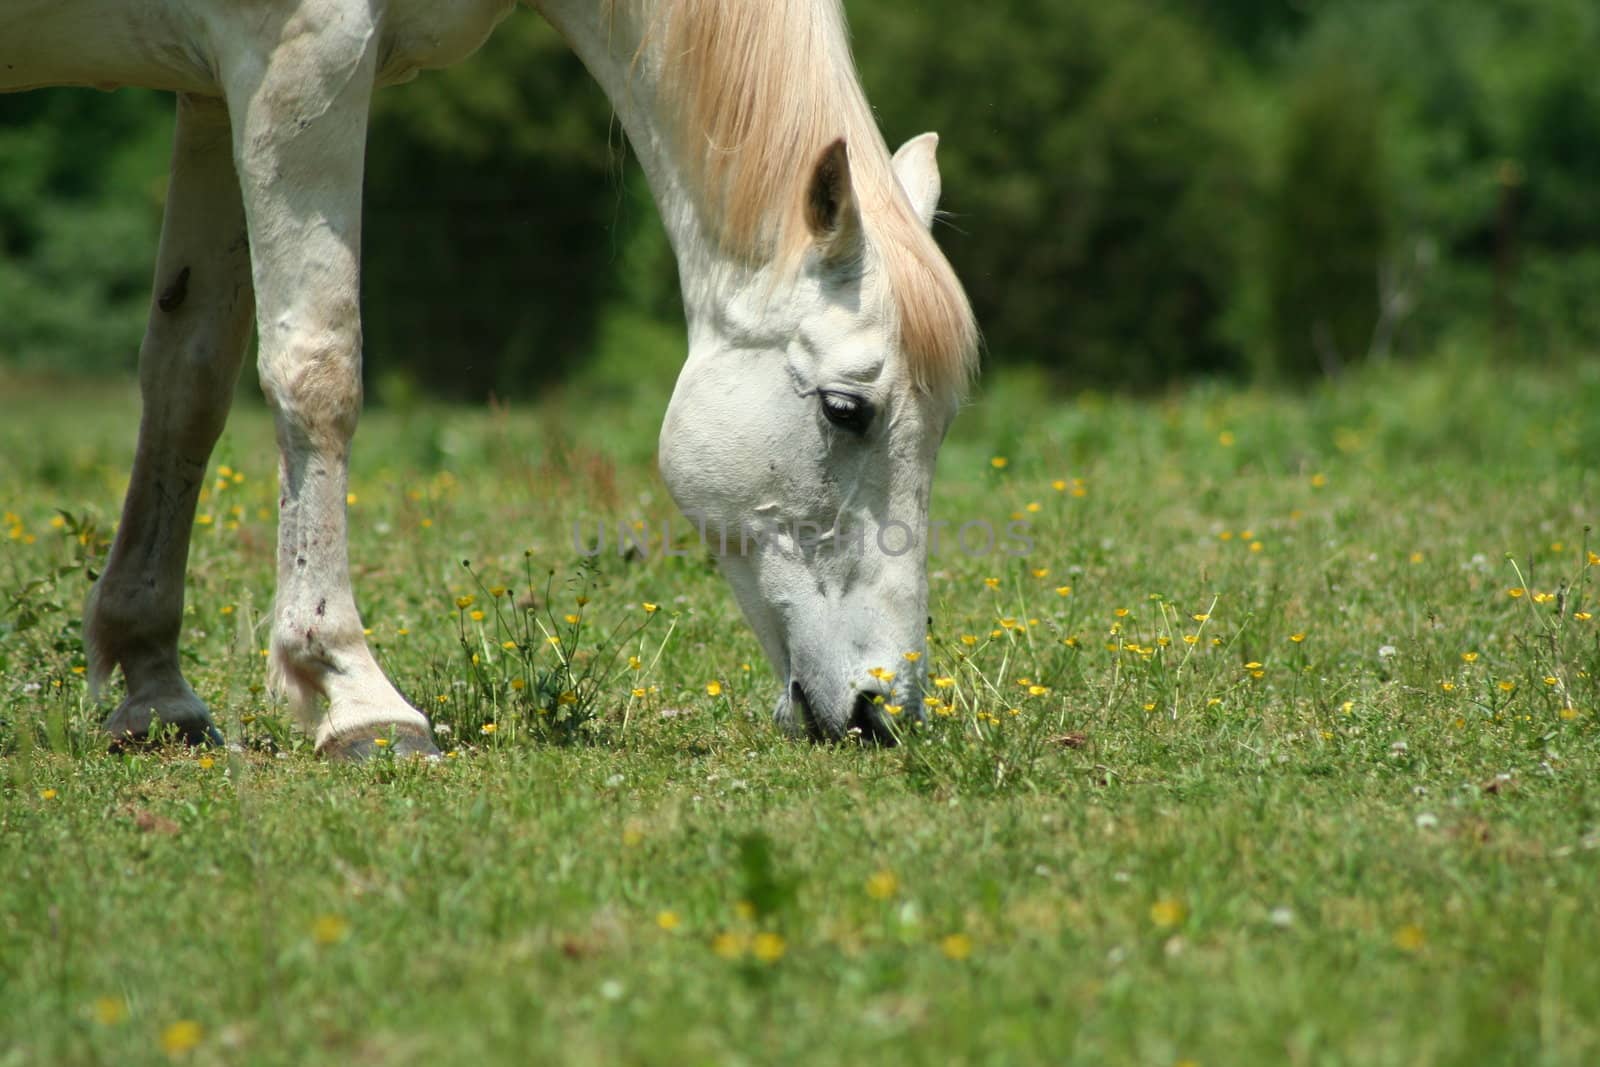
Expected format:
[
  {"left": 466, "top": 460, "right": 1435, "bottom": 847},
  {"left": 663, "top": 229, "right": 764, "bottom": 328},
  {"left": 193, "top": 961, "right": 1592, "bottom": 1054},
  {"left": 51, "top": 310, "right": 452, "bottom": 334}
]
[
  {"left": 788, "top": 681, "right": 898, "bottom": 747},
  {"left": 790, "top": 680, "right": 830, "bottom": 743}
]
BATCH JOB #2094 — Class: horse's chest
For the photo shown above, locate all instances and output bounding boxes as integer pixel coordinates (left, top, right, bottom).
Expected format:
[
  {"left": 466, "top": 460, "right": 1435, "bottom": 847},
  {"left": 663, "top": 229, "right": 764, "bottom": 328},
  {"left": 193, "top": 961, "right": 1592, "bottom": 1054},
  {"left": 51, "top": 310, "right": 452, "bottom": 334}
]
[{"left": 376, "top": 0, "right": 518, "bottom": 86}]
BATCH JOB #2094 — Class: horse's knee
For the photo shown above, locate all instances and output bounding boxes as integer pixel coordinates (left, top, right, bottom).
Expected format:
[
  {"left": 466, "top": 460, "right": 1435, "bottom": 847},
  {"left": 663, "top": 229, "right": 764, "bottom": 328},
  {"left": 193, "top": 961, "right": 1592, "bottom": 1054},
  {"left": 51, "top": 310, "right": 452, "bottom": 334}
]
[{"left": 259, "top": 321, "right": 364, "bottom": 449}]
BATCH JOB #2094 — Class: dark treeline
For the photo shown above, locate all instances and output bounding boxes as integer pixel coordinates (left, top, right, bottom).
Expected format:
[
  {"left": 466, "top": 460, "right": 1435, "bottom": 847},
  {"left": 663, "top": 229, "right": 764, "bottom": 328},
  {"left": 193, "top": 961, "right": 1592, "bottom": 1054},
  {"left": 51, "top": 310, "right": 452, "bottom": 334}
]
[{"left": 2, "top": 0, "right": 1597, "bottom": 397}]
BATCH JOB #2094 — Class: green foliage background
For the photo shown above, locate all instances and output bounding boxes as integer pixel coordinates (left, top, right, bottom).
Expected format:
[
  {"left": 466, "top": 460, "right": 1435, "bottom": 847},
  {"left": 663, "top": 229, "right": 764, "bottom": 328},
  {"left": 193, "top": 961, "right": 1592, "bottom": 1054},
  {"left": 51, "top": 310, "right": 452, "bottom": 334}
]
[{"left": 1, "top": 0, "right": 1597, "bottom": 393}]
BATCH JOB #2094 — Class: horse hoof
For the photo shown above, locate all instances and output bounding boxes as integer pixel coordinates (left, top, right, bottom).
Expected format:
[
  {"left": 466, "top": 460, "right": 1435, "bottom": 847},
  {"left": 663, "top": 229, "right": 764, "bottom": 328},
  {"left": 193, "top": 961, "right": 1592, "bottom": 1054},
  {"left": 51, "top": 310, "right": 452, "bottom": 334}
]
[
  {"left": 319, "top": 722, "right": 441, "bottom": 762},
  {"left": 105, "top": 717, "right": 225, "bottom": 753}
]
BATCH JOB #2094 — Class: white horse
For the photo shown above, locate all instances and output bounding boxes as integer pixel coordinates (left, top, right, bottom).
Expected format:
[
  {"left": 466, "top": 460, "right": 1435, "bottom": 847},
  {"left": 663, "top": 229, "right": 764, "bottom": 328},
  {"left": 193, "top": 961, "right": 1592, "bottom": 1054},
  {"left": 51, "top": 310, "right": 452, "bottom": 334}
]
[{"left": 1, "top": 0, "right": 978, "bottom": 756}]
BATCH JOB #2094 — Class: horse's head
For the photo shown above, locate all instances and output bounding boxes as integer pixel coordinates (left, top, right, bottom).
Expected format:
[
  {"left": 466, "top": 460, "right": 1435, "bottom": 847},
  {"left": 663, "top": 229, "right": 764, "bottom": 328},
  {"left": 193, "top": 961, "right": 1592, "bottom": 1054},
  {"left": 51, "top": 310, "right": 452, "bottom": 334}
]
[{"left": 659, "top": 133, "right": 973, "bottom": 743}]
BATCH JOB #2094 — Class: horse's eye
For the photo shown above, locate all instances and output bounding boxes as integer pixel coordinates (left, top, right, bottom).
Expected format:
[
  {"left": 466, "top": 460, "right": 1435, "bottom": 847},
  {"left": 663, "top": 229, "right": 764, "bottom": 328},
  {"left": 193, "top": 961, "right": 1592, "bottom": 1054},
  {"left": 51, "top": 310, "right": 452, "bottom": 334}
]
[{"left": 820, "top": 391, "right": 874, "bottom": 435}]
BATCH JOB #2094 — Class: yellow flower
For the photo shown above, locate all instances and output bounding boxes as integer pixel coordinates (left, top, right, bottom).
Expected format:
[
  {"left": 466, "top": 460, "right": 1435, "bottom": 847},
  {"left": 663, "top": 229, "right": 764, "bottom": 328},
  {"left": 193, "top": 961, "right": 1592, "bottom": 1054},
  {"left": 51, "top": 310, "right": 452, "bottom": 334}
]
[
  {"left": 748, "top": 934, "right": 787, "bottom": 966},
  {"left": 39, "top": 788, "right": 57, "bottom": 800},
  {"left": 1055, "top": 585, "right": 1072, "bottom": 597},
  {"left": 656, "top": 910, "right": 681, "bottom": 931},
  {"left": 1192, "top": 613, "right": 1209, "bottom": 622},
  {"left": 884, "top": 704, "right": 902, "bottom": 716},
  {"left": 1532, "top": 591, "right": 1554, "bottom": 604},
  {"left": 631, "top": 687, "right": 647, "bottom": 699},
  {"left": 489, "top": 585, "right": 507, "bottom": 598},
  {"left": 480, "top": 723, "right": 497, "bottom": 734},
  {"left": 311, "top": 914, "right": 349, "bottom": 945},
  {"left": 705, "top": 681, "right": 723, "bottom": 697},
  {"left": 1183, "top": 634, "right": 1199, "bottom": 645},
  {"left": 1439, "top": 681, "right": 1456, "bottom": 693},
  {"left": 983, "top": 577, "right": 999, "bottom": 589},
  {"left": 990, "top": 456, "right": 1008, "bottom": 469},
  {"left": 1027, "top": 685, "right": 1049, "bottom": 697},
  {"left": 1497, "top": 680, "right": 1516, "bottom": 692},
  {"left": 1310, "top": 472, "right": 1327, "bottom": 488},
  {"left": 1392, "top": 924, "right": 1425, "bottom": 952},
  {"left": 628, "top": 655, "right": 642, "bottom": 670},
  {"left": 1507, "top": 587, "right": 1525, "bottom": 599},
  {"left": 712, "top": 931, "right": 747, "bottom": 960},
  {"left": 345, "top": 492, "right": 358, "bottom": 506},
  {"left": 219, "top": 604, "right": 234, "bottom": 616},
  {"left": 940, "top": 933, "right": 973, "bottom": 961},
  {"left": 1218, "top": 431, "right": 1235, "bottom": 447},
  {"left": 903, "top": 651, "right": 922, "bottom": 662},
  {"left": 511, "top": 677, "right": 526, "bottom": 691},
  {"left": 1577, "top": 612, "right": 1594, "bottom": 622},
  {"left": 455, "top": 595, "right": 474, "bottom": 609},
  {"left": 1114, "top": 607, "right": 1130, "bottom": 618},
  {"left": 197, "top": 756, "right": 215, "bottom": 769},
  {"left": 642, "top": 602, "right": 659, "bottom": 614},
  {"left": 866, "top": 870, "right": 898, "bottom": 900},
  {"left": 932, "top": 676, "right": 955, "bottom": 689},
  {"left": 1249, "top": 541, "right": 1264, "bottom": 553},
  {"left": 557, "top": 691, "right": 578, "bottom": 706},
  {"left": 1051, "top": 478, "right": 1067, "bottom": 491},
  {"left": 469, "top": 609, "right": 485, "bottom": 622},
  {"left": 960, "top": 634, "right": 978, "bottom": 647},
  {"left": 502, "top": 640, "right": 518, "bottom": 650},
  {"left": 867, "top": 667, "right": 895, "bottom": 683},
  {"left": 1150, "top": 898, "right": 1186, "bottom": 928},
  {"left": 1461, "top": 652, "right": 1479, "bottom": 663},
  {"left": 160, "top": 1020, "right": 203, "bottom": 1057},
  {"left": 564, "top": 613, "right": 580, "bottom": 624},
  {"left": 546, "top": 635, "right": 561, "bottom": 646},
  {"left": 1289, "top": 633, "right": 1306, "bottom": 643},
  {"left": 92, "top": 996, "right": 127, "bottom": 1026},
  {"left": 1243, "top": 662, "right": 1263, "bottom": 670}
]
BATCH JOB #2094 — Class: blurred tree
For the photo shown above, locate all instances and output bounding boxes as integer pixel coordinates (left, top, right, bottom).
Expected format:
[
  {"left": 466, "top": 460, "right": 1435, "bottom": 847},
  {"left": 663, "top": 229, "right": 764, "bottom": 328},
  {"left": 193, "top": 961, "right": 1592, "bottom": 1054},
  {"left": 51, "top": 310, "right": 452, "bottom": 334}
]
[
  {"left": 850, "top": 0, "right": 1262, "bottom": 386},
  {"left": 0, "top": 89, "right": 169, "bottom": 373},
  {"left": 3, "top": 0, "right": 1597, "bottom": 391},
  {"left": 363, "top": 17, "right": 627, "bottom": 401},
  {"left": 1265, "top": 64, "right": 1386, "bottom": 379}
]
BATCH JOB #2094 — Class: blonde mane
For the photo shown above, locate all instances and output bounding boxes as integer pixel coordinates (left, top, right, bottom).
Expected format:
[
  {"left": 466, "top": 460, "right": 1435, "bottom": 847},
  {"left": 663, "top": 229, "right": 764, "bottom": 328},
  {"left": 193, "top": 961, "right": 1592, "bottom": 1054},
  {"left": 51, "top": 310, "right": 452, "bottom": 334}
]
[{"left": 637, "top": 0, "right": 978, "bottom": 396}]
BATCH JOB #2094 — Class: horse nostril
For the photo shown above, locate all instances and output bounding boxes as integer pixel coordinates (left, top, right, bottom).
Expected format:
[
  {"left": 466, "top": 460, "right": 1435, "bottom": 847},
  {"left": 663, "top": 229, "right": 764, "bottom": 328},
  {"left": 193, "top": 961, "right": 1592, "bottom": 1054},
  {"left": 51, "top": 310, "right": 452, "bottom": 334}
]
[{"left": 849, "top": 692, "right": 898, "bottom": 747}]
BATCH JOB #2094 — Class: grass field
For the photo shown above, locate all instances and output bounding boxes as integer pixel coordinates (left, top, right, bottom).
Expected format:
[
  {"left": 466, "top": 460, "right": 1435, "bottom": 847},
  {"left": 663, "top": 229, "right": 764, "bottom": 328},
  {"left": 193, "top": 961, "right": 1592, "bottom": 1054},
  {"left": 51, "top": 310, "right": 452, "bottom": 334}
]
[{"left": 2, "top": 349, "right": 1598, "bottom": 1065}]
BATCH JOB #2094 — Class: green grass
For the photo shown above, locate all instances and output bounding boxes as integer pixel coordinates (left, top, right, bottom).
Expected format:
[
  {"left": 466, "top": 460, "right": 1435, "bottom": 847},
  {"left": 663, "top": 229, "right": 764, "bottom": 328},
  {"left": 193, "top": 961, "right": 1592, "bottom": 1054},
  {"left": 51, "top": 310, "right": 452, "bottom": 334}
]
[{"left": 2, "top": 348, "right": 1598, "bottom": 1065}]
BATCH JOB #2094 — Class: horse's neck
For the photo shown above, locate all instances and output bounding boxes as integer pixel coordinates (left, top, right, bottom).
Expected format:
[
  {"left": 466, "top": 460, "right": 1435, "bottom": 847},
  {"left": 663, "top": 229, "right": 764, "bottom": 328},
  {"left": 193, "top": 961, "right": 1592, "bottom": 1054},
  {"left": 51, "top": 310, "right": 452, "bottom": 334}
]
[{"left": 536, "top": 0, "right": 766, "bottom": 334}]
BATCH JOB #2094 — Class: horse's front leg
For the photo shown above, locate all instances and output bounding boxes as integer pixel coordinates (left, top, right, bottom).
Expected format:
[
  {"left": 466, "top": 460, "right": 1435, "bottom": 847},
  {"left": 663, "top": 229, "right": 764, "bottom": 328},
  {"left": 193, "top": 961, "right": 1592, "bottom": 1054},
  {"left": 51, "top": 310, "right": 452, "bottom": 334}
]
[
  {"left": 85, "top": 93, "right": 254, "bottom": 746},
  {"left": 221, "top": 25, "right": 437, "bottom": 759}
]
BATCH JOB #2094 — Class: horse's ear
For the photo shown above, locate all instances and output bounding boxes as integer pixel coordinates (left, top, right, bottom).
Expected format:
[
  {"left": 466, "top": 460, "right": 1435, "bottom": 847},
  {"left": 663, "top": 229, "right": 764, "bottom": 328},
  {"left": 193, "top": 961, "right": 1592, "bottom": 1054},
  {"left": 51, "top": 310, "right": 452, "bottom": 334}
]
[
  {"left": 804, "top": 137, "right": 863, "bottom": 259},
  {"left": 891, "top": 132, "right": 942, "bottom": 229}
]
